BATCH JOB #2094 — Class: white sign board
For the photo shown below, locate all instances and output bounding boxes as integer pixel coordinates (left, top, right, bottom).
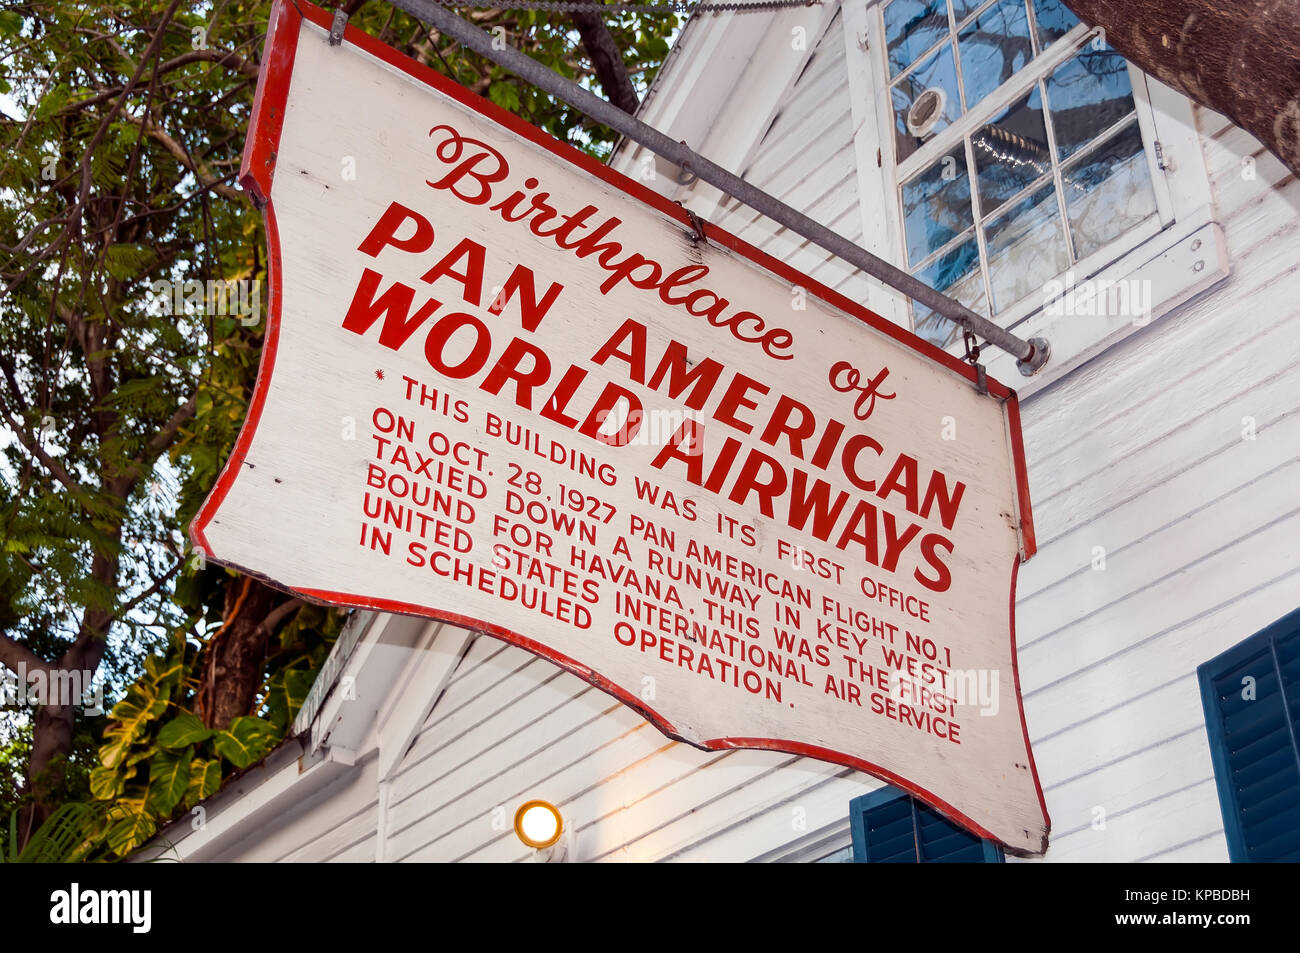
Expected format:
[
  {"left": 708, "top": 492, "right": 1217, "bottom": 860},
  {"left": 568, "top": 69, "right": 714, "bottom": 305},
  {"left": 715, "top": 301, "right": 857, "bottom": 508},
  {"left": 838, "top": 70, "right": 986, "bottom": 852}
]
[{"left": 195, "top": 0, "right": 1050, "bottom": 853}]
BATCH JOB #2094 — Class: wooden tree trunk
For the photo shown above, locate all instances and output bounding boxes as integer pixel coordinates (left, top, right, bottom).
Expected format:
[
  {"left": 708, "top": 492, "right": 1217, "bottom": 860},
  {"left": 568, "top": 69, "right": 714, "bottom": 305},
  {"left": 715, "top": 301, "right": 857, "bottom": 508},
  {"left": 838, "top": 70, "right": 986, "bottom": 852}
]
[
  {"left": 19, "top": 550, "right": 117, "bottom": 836},
  {"left": 1064, "top": 0, "right": 1300, "bottom": 175},
  {"left": 197, "top": 576, "right": 299, "bottom": 730}
]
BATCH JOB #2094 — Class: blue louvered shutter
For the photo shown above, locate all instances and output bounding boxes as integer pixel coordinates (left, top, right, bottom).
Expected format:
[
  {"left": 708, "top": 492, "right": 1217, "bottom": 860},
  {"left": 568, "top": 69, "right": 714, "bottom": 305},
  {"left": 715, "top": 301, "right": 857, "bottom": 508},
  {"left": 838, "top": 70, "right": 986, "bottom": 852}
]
[
  {"left": 1198, "top": 608, "right": 1300, "bottom": 862},
  {"left": 849, "top": 788, "right": 1003, "bottom": 862}
]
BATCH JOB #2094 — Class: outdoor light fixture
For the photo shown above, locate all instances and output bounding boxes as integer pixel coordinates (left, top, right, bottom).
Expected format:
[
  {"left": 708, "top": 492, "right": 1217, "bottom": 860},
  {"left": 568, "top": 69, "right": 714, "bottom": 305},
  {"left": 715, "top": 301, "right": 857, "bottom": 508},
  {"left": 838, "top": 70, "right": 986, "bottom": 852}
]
[{"left": 514, "top": 800, "right": 564, "bottom": 850}]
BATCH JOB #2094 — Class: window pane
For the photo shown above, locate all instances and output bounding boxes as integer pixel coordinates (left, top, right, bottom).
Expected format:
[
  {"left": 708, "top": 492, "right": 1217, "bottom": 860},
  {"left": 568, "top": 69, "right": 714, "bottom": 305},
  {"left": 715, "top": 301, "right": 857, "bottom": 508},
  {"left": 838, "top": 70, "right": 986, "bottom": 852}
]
[
  {"left": 951, "top": 0, "right": 990, "bottom": 25},
  {"left": 815, "top": 845, "right": 855, "bottom": 863},
  {"left": 884, "top": 0, "right": 950, "bottom": 78},
  {"left": 892, "top": 42, "right": 963, "bottom": 163},
  {"left": 1047, "top": 47, "right": 1136, "bottom": 159},
  {"left": 1062, "top": 120, "right": 1156, "bottom": 259},
  {"left": 972, "top": 86, "right": 1051, "bottom": 216},
  {"left": 985, "top": 183, "right": 1068, "bottom": 311},
  {"left": 902, "top": 147, "right": 972, "bottom": 265},
  {"left": 958, "top": 0, "right": 1033, "bottom": 110},
  {"left": 912, "top": 236, "right": 985, "bottom": 348},
  {"left": 1031, "top": 0, "right": 1080, "bottom": 47}
]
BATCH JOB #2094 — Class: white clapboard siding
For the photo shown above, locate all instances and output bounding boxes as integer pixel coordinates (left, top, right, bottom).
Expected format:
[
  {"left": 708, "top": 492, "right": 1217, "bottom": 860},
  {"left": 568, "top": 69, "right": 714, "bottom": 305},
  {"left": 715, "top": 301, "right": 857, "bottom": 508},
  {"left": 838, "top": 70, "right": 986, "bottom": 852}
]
[
  {"left": 390, "top": 695, "right": 648, "bottom": 860},
  {"left": 1016, "top": 412, "right": 1300, "bottom": 607},
  {"left": 1029, "top": 779, "right": 1227, "bottom": 863},
  {"left": 1037, "top": 728, "right": 1216, "bottom": 840},
  {"left": 387, "top": 662, "right": 607, "bottom": 825},
  {"left": 706, "top": 7, "right": 871, "bottom": 306},
  {"left": 664, "top": 770, "right": 874, "bottom": 862},
  {"left": 1020, "top": 511, "right": 1300, "bottom": 689},
  {"left": 999, "top": 105, "right": 1300, "bottom": 862},
  {"left": 202, "top": 753, "right": 381, "bottom": 863},
  {"left": 618, "top": 765, "right": 871, "bottom": 862},
  {"left": 1025, "top": 558, "right": 1300, "bottom": 749},
  {"left": 1142, "top": 830, "right": 1231, "bottom": 863}
]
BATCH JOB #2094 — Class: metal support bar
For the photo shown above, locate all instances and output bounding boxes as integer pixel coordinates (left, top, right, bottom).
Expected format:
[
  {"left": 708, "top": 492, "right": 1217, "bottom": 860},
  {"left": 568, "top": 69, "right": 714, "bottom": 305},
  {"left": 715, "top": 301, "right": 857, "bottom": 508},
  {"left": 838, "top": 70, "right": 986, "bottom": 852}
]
[{"left": 384, "top": 0, "right": 1050, "bottom": 376}]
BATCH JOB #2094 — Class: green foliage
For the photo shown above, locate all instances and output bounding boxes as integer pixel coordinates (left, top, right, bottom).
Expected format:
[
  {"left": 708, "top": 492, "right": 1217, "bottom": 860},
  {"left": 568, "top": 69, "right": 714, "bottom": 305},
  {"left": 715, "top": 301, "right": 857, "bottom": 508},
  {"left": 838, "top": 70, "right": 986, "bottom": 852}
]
[
  {"left": 84, "top": 618, "right": 339, "bottom": 858},
  {"left": 1, "top": 0, "right": 677, "bottom": 854},
  {"left": 346, "top": 3, "right": 680, "bottom": 158},
  {"left": 103, "top": 798, "right": 157, "bottom": 858},
  {"left": 2, "top": 802, "right": 106, "bottom": 863},
  {"left": 155, "top": 712, "right": 212, "bottom": 748},
  {"left": 211, "top": 717, "right": 275, "bottom": 770}
]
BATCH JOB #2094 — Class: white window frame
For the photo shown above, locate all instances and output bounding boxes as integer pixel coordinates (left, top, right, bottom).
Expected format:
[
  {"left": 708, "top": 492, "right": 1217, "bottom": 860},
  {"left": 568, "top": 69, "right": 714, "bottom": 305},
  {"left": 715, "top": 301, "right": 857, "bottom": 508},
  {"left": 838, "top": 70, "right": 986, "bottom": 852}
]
[{"left": 842, "top": 0, "right": 1228, "bottom": 396}]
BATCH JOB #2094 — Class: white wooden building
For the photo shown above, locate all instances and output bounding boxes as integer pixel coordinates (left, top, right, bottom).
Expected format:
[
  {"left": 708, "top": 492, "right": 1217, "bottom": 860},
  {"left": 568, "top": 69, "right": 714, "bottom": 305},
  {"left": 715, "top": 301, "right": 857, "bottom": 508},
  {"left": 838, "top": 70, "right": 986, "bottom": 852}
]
[{"left": 142, "top": 0, "right": 1300, "bottom": 863}]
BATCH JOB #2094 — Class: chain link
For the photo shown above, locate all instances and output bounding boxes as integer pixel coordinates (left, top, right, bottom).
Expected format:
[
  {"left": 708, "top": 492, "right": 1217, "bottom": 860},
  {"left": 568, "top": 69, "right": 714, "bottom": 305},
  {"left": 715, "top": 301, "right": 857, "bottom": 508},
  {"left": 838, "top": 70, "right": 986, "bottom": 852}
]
[{"left": 423, "top": 0, "right": 818, "bottom": 13}]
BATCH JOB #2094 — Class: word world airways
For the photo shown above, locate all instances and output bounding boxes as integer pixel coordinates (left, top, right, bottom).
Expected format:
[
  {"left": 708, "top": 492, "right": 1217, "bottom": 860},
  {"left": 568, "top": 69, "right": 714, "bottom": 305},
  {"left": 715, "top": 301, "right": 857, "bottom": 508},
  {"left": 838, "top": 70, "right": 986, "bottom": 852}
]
[{"left": 338, "top": 123, "right": 969, "bottom": 593}]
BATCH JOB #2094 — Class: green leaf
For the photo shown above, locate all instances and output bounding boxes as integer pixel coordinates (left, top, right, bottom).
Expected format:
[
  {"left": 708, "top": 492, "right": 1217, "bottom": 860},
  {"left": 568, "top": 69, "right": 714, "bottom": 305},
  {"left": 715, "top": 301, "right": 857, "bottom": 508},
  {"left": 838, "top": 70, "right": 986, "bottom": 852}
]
[
  {"left": 264, "top": 667, "right": 314, "bottom": 732},
  {"left": 147, "top": 745, "right": 193, "bottom": 816},
  {"left": 100, "top": 687, "right": 166, "bottom": 770},
  {"left": 143, "top": 653, "right": 183, "bottom": 693},
  {"left": 185, "top": 757, "right": 222, "bottom": 809},
  {"left": 104, "top": 801, "right": 157, "bottom": 857},
  {"left": 157, "top": 712, "right": 213, "bottom": 749},
  {"left": 212, "top": 715, "right": 277, "bottom": 769},
  {"left": 89, "top": 764, "right": 125, "bottom": 800},
  {"left": 489, "top": 81, "right": 522, "bottom": 113},
  {"left": 11, "top": 803, "right": 104, "bottom": 863}
]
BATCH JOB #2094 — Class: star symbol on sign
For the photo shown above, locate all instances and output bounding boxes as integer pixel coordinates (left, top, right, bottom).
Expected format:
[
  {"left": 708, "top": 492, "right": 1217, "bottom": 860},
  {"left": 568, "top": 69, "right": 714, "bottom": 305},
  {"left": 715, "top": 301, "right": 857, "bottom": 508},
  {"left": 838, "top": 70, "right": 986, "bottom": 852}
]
[{"left": 374, "top": 369, "right": 385, "bottom": 381}]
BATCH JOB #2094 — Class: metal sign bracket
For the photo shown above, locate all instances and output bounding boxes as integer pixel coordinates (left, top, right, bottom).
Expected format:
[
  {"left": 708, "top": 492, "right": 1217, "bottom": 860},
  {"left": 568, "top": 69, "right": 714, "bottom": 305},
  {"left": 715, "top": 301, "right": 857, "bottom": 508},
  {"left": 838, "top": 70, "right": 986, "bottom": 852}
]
[{"left": 329, "top": 7, "right": 348, "bottom": 45}]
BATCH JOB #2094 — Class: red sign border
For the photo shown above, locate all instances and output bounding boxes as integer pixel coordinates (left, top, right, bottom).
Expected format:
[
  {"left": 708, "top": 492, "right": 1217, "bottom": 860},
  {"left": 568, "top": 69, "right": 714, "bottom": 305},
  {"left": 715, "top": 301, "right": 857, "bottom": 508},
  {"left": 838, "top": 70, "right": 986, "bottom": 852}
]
[{"left": 193, "top": 0, "right": 1049, "bottom": 854}]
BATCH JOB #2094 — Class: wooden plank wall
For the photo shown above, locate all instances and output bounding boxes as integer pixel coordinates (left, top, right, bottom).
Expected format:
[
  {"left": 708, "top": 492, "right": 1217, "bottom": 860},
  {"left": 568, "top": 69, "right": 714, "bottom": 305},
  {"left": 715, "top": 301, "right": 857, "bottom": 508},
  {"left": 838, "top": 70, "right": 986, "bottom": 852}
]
[{"left": 1008, "top": 104, "right": 1300, "bottom": 863}]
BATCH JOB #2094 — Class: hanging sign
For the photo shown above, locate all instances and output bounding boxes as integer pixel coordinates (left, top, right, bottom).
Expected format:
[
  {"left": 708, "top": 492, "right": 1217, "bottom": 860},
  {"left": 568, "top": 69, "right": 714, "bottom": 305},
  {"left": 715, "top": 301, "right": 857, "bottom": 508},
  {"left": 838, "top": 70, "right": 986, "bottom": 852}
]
[{"left": 195, "top": 0, "right": 1049, "bottom": 853}]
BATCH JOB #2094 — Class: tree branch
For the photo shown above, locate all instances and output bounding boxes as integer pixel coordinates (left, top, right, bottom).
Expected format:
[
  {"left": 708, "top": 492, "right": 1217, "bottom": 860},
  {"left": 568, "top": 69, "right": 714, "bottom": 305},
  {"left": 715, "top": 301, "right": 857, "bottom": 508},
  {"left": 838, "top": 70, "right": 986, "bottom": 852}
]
[
  {"left": 0, "top": 386, "right": 92, "bottom": 504},
  {"left": 121, "top": 114, "right": 244, "bottom": 203},
  {"left": 0, "top": 629, "right": 49, "bottom": 676},
  {"left": 114, "top": 558, "right": 183, "bottom": 619},
  {"left": 55, "top": 48, "right": 261, "bottom": 116},
  {"left": 140, "top": 395, "right": 197, "bottom": 466},
  {"left": 257, "top": 598, "right": 304, "bottom": 638},
  {"left": 570, "top": 10, "right": 641, "bottom": 115},
  {"left": 1064, "top": 0, "right": 1300, "bottom": 176}
]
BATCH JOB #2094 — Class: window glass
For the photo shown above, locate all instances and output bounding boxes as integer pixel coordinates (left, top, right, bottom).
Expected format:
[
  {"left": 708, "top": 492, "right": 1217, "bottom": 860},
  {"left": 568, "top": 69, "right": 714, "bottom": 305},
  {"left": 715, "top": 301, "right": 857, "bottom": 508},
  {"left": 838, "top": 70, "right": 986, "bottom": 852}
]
[
  {"left": 1062, "top": 120, "right": 1156, "bottom": 258},
  {"left": 973, "top": 86, "right": 1051, "bottom": 216},
  {"left": 884, "top": 0, "right": 950, "bottom": 77},
  {"left": 813, "top": 845, "right": 855, "bottom": 863},
  {"left": 892, "top": 42, "right": 964, "bottom": 163},
  {"left": 1047, "top": 47, "right": 1136, "bottom": 159},
  {"left": 880, "top": 0, "right": 1158, "bottom": 349},
  {"left": 1030, "top": 0, "right": 1080, "bottom": 47},
  {"left": 912, "top": 237, "right": 985, "bottom": 348},
  {"left": 958, "top": 0, "right": 1033, "bottom": 110},
  {"left": 986, "top": 183, "right": 1069, "bottom": 311},
  {"left": 902, "top": 147, "right": 972, "bottom": 265},
  {"left": 950, "top": 0, "right": 989, "bottom": 24}
]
